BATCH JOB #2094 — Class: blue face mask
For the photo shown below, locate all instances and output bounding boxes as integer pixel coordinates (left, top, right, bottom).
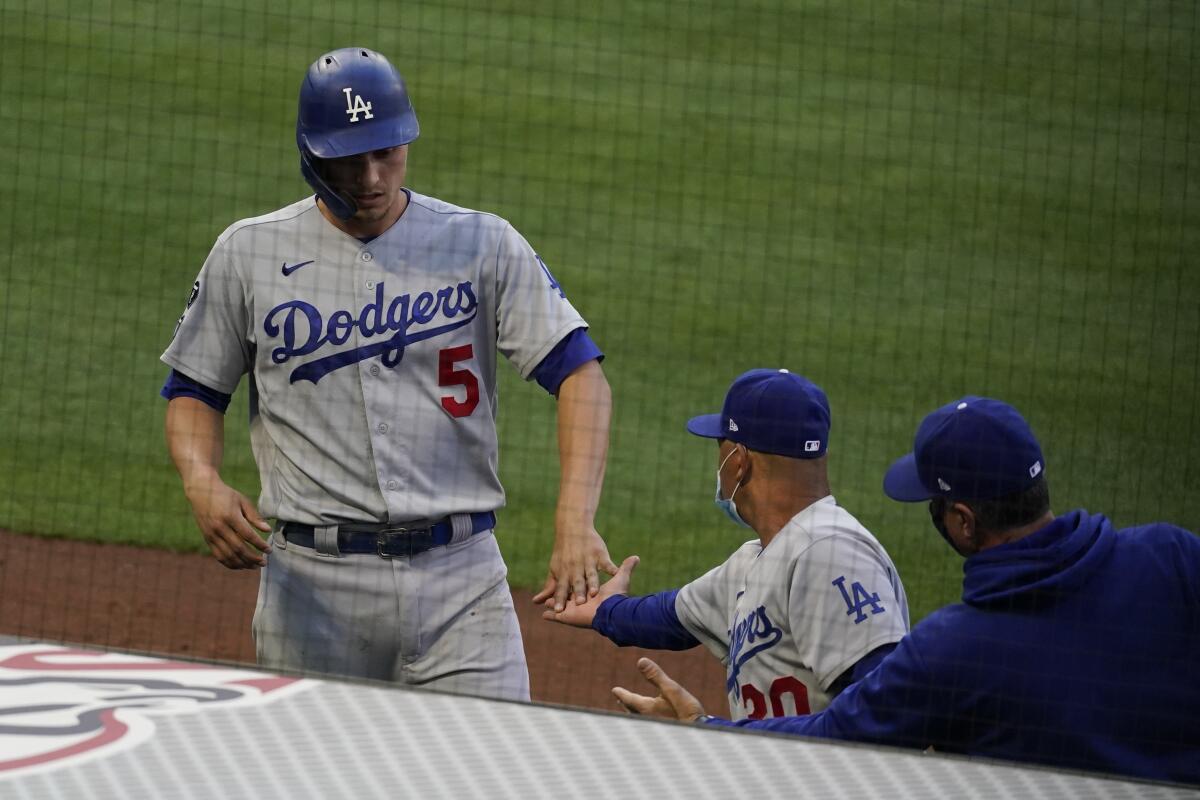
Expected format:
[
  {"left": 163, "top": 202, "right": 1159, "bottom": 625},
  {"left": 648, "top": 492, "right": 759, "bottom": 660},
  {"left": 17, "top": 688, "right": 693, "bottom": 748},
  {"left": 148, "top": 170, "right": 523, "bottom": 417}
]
[{"left": 714, "top": 448, "right": 751, "bottom": 528}]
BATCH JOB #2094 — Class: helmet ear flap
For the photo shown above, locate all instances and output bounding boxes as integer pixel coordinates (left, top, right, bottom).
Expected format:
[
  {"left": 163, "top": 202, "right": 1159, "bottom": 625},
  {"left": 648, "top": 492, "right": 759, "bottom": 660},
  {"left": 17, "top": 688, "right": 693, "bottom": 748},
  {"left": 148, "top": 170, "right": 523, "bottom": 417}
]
[
  {"left": 299, "top": 147, "right": 357, "bottom": 220},
  {"left": 296, "top": 47, "right": 418, "bottom": 219}
]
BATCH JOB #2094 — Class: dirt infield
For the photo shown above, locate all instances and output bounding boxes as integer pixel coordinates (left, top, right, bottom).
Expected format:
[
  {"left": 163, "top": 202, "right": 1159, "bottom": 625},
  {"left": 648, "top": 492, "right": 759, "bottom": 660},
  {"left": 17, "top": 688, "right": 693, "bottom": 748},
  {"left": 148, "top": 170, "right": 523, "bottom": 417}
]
[{"left": 0, "top": 530, "right": 727, "bottom": 713}]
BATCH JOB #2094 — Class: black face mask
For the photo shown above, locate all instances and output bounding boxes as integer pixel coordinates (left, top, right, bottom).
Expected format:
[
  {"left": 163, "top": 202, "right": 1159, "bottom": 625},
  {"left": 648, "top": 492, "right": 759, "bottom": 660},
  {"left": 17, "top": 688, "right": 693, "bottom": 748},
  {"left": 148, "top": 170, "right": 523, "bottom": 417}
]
[{"left": 928, "top": 498, "right": 961, "bottom": 555}]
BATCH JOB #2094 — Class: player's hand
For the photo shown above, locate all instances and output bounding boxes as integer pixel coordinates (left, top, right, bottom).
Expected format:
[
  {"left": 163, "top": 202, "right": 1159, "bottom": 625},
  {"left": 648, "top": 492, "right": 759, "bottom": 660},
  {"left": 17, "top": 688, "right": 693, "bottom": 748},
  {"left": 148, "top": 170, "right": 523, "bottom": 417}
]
[
  {"left": 611, "top": 658, "right": 707, "bottom": 722},
  {"left": 541, "top": 555, "right": 639, "bottom": 627},
  {"left": 184, "top": 471, "right": 272, "bottom": 570},
  {"left": 533, "top": 521, "right": 619, "bottom": 613}
]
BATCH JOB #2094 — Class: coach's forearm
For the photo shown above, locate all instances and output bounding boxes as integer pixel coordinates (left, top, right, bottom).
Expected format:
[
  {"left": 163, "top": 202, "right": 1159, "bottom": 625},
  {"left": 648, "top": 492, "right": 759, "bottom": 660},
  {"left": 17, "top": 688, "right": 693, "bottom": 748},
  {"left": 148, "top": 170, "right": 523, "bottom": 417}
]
[
  {"left": 593, "top": 591, "right": 702, "bottom": 650},
  {"left": 165, "top": 396, "right": 227, "bottom": 493},
  {"left": 554, "top": 360, "right": 611, "bottom": 524}
]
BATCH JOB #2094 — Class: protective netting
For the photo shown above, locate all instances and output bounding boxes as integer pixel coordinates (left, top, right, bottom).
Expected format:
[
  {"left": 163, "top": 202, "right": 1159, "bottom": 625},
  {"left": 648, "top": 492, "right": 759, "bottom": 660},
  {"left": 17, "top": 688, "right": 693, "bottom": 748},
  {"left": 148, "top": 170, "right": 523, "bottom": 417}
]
[{"left": 0, "top": 0, "right": 1197, "bottom": 789}]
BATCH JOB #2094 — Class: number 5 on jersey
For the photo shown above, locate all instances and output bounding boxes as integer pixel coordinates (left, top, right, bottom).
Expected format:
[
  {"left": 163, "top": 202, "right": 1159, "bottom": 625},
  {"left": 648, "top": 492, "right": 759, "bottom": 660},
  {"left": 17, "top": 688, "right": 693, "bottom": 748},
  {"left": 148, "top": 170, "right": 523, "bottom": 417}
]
[{"left": 439, "top": 344, "right": 479, "bottom": 418}]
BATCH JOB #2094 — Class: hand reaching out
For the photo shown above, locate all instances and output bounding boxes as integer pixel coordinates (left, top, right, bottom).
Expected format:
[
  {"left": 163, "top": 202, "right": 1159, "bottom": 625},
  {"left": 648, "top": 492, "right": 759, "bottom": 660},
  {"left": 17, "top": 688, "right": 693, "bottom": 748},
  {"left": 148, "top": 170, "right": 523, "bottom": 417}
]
[
  {"left": 542, "top": 555, "right": 640, "bottom": 627},
  {"left": 533, "top": 521, "right": 620, "bottom": 613},
  {"left": 611, "top": 657, "right": 707, "bottom": 723}
]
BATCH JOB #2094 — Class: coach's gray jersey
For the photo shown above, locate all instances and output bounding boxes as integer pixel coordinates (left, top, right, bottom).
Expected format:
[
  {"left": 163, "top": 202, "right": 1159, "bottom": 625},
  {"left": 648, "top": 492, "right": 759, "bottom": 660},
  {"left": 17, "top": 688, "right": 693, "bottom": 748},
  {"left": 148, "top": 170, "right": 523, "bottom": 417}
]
[
  {"left": 675, "top": 496, "right": 908, "bottom": 720},
  {"left": 162, "top": 192, "right": 586, "bottom": 524}
]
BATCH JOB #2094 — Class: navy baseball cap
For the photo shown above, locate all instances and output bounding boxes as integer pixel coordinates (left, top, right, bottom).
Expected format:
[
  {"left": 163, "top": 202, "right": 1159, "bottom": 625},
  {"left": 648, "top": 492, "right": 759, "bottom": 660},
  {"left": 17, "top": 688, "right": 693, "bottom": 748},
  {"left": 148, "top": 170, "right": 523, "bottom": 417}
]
[
  {"left": 883, "top": 396, "right": 1045, "bottom": 502},
  {"left": 686, "top": 369, "right": 831, "bottom": 459}
]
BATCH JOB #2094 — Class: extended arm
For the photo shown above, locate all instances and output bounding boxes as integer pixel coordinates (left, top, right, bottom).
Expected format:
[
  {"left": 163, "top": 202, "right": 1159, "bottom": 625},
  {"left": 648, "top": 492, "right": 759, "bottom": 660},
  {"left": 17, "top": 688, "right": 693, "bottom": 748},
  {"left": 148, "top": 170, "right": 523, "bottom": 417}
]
[
  {"left": 535, "top": 359, "right": 619, "bottom": 611},
  {"left": 542, "top": 554, "right": 700, "bottom": 649},
  {"left": 714, "top": 635, "right": 947, "bottom": 751},
  {"left": 592, "top": 590, "right": 702, "bottom": 650},
  {"left": 164, "top": 395, "right": 271, "bottom": 569},
  {"left": 614, "top": 636, "right": 951, "bottom": 755}
]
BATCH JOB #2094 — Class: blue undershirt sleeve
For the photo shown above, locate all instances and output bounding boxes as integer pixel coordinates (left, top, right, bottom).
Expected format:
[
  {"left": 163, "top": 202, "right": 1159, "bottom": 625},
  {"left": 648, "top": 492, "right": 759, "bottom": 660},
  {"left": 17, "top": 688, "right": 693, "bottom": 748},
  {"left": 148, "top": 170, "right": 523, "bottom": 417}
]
[
  {"left": 827, "top": 642, "right": 898, "bottom": 697},
  {"left": 591, "top": 590, "right": 701, "bottom": 650},
  {"left": 160, "top": 369, "right": 233, "bottom": 414},
  {"left": 531, "top": 328, "right": 604, "bottom": 395}
]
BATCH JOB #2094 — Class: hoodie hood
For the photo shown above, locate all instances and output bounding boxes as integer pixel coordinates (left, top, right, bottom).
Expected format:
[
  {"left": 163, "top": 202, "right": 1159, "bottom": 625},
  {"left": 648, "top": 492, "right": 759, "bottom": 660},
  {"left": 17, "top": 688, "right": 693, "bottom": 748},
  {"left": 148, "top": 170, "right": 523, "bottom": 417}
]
[{"left": 961, "top": 510, "right": 1115, "bottom": 607}]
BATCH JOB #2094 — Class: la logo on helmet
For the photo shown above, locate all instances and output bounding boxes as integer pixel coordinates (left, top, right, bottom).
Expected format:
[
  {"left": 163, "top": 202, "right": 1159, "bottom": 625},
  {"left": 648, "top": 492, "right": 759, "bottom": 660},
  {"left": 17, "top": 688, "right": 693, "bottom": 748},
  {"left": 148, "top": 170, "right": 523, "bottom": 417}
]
[{"left": 343, "top": 87, "right": 374, "bottom": 122}]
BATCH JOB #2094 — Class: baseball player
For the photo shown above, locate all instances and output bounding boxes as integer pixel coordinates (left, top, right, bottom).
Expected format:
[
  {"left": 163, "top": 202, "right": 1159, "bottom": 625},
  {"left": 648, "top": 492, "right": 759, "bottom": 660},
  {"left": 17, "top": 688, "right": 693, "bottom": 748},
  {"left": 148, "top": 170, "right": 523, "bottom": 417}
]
[
  {"left": 160, "top": 47, "right": 617, "bottom": 700},
  {"left": 545, "top": 369, "right": 909, "bottom": 719}
]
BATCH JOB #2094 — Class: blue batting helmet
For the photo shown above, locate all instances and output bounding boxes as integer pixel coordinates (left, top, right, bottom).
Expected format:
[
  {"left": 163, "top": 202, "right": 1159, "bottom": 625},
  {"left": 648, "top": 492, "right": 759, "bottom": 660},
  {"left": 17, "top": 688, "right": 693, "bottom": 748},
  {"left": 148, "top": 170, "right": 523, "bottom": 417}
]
[{"left": 296, "top": 47, "right": 419, "bottom": 219}]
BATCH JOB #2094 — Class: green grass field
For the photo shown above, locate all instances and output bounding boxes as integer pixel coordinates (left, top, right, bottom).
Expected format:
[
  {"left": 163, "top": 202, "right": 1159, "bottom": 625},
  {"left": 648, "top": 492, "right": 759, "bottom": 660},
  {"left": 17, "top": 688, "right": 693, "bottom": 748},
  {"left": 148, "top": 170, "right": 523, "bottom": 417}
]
[{"left": 1, "top": 0, "right": 1197, "bottom": 621}]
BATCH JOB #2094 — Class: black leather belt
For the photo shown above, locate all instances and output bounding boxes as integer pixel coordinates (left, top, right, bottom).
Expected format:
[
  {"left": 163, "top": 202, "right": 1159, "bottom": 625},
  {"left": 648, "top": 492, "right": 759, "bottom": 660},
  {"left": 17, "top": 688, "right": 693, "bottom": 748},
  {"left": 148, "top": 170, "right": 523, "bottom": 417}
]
[{"left": 280, "top": 511, "right": 496, "bottom": 558}]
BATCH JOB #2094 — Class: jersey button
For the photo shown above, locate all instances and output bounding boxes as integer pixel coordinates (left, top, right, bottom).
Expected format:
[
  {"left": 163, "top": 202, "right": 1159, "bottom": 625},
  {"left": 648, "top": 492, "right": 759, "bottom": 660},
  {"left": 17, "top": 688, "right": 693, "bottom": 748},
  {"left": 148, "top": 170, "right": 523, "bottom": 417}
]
[
  {"left": 365, "top": 280, "right": 375, "bottom": 289},
  {"left": 386, "top": 480, "right": 398, "bottom": 491},
  {"left": 361, "top": 251, "right": 373, "bottom": 262},
  {"left": 377, "top": 423, "right": 389, "bottom": 433},
  {"left": 369, "top": 365, "right": 380, "bottom": 376}
]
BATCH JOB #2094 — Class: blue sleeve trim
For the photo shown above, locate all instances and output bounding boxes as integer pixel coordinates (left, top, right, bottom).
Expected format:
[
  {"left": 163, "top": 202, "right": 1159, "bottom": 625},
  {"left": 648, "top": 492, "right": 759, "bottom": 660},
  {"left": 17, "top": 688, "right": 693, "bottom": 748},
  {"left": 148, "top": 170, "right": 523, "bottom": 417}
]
[
  {"left": 160, "top": 369, "right": 233, "bottom": 414},
  {"left": 531, "top": 328, "right": 604, "bottom": 395},
  {"left": 828, "top": 642, "right": 898, "bottom": 697},
  {"left": 591, "top": 589, "right": 701, "bottom": 650}
]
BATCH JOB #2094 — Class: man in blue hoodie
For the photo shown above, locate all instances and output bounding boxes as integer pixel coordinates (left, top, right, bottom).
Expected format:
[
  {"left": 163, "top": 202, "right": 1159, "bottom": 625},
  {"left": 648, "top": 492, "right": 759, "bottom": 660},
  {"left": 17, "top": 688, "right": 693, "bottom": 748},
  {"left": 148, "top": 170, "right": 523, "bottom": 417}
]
[{"left": 613, "top": 397, "right": 1200, "bottom": 785}]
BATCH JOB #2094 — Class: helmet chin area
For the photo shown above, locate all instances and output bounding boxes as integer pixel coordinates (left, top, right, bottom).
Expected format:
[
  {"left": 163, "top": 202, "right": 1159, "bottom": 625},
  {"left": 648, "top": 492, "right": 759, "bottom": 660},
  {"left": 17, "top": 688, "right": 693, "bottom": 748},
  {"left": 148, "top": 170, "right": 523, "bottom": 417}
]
[
  {"left": 295, "top": 46, "right": 419, "bottom": 220},
  {"left": 299, "top": 149, "right": 357, "bottom": 220}
]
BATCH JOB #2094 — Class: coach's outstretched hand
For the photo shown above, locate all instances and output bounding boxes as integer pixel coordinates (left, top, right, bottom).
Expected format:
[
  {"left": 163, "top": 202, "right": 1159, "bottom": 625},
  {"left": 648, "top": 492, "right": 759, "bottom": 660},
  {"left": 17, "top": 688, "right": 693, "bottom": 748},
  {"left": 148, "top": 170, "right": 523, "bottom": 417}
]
[
  {"left": 612, "top": 658, "right": 707, "bottom": 722},
  {"left": 541, "top": 554, "right": 639, "bottom": 627}
]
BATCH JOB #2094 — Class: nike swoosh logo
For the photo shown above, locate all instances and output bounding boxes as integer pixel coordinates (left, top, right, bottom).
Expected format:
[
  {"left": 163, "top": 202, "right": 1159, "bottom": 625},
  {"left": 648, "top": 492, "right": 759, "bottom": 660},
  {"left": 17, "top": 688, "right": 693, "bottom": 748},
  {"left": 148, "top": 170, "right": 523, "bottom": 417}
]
[{"left": 281, "top": 260, "right": 314, "bottom": 277}]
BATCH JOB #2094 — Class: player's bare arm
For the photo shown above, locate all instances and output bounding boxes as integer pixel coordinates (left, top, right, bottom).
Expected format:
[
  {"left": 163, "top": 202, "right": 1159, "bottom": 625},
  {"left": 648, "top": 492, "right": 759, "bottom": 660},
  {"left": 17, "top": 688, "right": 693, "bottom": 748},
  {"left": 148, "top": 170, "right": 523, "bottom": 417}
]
[
  {"left": 612, "top": 658, "right": 707, "bottom": 722},
  {"left": 534, "top": 359, "right": 620, "bottom": 612},
  {"left": 164, "top": 397, "right": 271, "bottom": 570},
  {"left": 542, "top": 555, "right": 639, "bottom": 626}
]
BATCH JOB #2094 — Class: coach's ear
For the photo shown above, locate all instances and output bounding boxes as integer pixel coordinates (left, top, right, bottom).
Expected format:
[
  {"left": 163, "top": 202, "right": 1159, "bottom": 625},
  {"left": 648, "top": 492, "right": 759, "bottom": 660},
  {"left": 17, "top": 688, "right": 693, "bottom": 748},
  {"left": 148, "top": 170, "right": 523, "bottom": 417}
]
[
  {"left": 733, "top": 443, "right": 753, "bottom": 485},
  {"left": 946, "top": 501, "right": 981, "bottom": 556}
]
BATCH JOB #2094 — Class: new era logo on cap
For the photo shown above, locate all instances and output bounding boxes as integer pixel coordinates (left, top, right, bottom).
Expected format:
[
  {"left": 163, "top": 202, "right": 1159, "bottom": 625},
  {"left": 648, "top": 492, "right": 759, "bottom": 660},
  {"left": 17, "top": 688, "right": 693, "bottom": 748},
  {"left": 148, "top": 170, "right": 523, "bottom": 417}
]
[
  {"left": 1029, "top": 461, "right": 1042, "bottom": 478},
  {"left": 728, "top": 419, "right": 739, "bottom": 432},
  {"left": 937, "top": 478, "right": 951, "bottom": 492}
]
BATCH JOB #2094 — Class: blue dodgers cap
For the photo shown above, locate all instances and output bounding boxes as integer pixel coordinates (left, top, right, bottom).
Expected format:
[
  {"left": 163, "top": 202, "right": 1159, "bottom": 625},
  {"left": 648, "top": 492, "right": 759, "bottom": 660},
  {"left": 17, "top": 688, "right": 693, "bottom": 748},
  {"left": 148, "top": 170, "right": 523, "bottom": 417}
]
[
  {"left": 686, "top": 369, "right": 831, "bottom": 459},
  {"left": 883, "top": 396, "right": 1045, "bottom": 502}
]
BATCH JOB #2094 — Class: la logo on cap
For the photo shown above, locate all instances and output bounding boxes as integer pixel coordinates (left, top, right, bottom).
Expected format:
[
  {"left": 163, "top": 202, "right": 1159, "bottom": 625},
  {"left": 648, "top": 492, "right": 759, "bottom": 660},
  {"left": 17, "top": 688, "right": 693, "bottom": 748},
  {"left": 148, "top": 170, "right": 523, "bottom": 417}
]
[{"left": 728, "top": 419, "right": 739, "bottom": 432}]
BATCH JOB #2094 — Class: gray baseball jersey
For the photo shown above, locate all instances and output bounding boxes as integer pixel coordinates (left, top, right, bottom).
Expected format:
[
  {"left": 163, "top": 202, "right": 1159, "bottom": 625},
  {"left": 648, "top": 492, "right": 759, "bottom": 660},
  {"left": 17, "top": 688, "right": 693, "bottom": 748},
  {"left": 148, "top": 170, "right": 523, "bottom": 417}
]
[
  {"left": 675, "top": 496, "right": 909, "bottom": 720},
  {"left": 162, "top": 190, "right": 586, "bottom": 524},
  {"left": 162, "top": 191, "right": 587, "bottom": 699}
]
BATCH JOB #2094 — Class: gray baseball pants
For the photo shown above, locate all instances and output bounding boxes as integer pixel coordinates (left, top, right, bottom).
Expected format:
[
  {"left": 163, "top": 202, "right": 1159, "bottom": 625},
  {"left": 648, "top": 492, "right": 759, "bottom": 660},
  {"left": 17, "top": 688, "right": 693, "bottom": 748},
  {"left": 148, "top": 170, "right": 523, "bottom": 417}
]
[{"left": 251, "top": 526, "right": 530, "bottom": 702}]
